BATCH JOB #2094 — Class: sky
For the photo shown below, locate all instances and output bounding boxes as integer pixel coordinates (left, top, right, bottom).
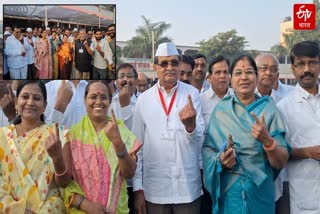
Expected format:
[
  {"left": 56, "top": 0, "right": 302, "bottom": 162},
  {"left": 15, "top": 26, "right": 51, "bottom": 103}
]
[{"left": 1, "top": 0, "right": 316, "bottom": 51}]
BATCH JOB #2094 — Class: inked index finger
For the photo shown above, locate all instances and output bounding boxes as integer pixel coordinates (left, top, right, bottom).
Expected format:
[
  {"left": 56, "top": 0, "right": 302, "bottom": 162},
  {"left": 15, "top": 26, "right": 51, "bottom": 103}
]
[
  {"left": 251, "top": 112, "right": 260, "bottom": 124},
  {"left": 7, "top": 84, "right": 14, "bottom": 99},
  {"left": 55, "top": 123, "right": 60, "bottom": 137},
  {"left": 111, "top": 109, "right": 117, "bottom": 124},
  {"left": 187, "top": 95, "right": 194, "bottom": 107}
]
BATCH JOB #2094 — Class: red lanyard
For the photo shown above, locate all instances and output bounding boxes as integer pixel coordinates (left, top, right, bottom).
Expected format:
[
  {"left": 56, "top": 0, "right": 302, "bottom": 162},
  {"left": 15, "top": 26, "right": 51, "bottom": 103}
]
[{"left": 158, "top": 87, "right": 177, "bottom": 117}]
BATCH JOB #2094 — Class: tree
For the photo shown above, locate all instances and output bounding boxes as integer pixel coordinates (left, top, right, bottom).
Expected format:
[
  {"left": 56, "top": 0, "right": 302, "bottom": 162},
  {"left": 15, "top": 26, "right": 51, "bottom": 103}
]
[
  {"left": 123, "top": 16, "right": 172, "bottom": 59},
  {"left": 197, "top": 29, "right": 248, "bottom": 62}
]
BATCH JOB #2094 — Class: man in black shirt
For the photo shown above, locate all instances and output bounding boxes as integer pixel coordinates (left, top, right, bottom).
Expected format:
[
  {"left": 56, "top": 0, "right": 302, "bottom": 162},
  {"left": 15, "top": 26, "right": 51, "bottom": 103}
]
[{"left": 74, "top": 29, "right": 93, "bottom": 79}]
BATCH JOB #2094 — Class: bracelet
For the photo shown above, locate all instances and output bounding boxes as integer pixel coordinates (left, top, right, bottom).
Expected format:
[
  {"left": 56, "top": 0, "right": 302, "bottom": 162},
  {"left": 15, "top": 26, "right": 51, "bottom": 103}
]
[
  {"left": 116, "top": 146, "right": 128, "bottom": 158},
  {"left": 263, "top": 139, "right": 277, "bottom": 152},
  {"left": 75, "top": 195, "right": 85, "bottom": 210},
  {"left": 55, "top": 167, "right": 68, "bottom": 177}
]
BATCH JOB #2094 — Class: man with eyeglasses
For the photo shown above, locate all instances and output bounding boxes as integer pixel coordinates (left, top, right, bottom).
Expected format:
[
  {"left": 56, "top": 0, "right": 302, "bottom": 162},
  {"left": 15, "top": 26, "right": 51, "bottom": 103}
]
[
  {"left": 277, "top": 41, "right": 320, "bottom": 214},
  {"left": 191, "top": 54, "right": 211, "bottom": 93},
  {"left": 74, "top": 29, "right": 93, "bottom": 80},
  {"left": 255, "top": 53, "right": 291, "bottom": 214},
  {"left": 4, "top": 25, "right": 28, "bottom": 79},
  {"left": 109, "top": 63, "right": 138, "bottom": 214},
  {"left": 133, "top": 42, "right": 204, "bottom": 214},
  {"left": 179, "top": 55, "right": 194, "bottom": 84},
  {"left": 111, "top": 63, "right": 138, "bottom": 130},
  {"left": 255, "top": 53, "right": 283, "bottom": 102}
]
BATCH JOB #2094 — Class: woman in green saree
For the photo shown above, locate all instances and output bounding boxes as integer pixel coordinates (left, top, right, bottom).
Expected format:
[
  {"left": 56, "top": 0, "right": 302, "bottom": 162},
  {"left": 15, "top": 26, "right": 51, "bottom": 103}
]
[{"left": 60, "top": 80, "right": 142, "bottom": 214}]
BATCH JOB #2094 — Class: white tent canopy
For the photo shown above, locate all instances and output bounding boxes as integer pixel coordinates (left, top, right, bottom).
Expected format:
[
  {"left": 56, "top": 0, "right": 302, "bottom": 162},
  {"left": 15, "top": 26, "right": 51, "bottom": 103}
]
[{"left": 3, "top": 5, "right": 114, "bottom": 27}]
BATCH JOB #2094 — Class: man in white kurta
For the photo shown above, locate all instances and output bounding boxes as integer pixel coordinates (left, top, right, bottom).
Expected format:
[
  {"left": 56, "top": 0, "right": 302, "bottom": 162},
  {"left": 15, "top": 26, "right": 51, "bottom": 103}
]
[
  {"left": 201, "top": 55, "right": 233, "bottom": 130},
  {"left": 133, "top": 42, "right": 204, "bottom": 214},
  {"left": 277, "top": 41, "right": 320, "bottom": 214}
]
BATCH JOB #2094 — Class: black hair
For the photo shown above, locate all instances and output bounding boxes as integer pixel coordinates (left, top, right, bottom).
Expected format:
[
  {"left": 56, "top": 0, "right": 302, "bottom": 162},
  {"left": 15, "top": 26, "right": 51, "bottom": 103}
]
[
  {"left": 107, "top": 24, "right": 116, "bottom": 31},
  {"left": 84, "top": 80, "right": 112, "bottom": 102},
  {"left": 230, "top": 54, "right": 257, "bottom": 76},
  {"left": 290, "top": 41, "right": 320, "bottom": 65},
  {"left": 193, "top": 53, "right": 207, "bottom": 62},
  {"left": 95, "top": 28, "right": 103, "bottom": 33},
  {"left": 116, "top": 63, "right": 138, "bottom": 79},
  {"left": 208, "top": 55, "right": 230, "bottom": 75},
  {"left": 181, "top": 55, "right": 195, "bottom": 70},
  {"left": 14, "top": 80, "right": 47, "bottom": 124}
]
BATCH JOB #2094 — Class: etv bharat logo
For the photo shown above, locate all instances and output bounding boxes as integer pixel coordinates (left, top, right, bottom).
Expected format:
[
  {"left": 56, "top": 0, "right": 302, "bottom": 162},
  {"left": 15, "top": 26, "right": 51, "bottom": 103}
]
[{"left": 294, "top": 4, "right": 316, "bottom": 30}]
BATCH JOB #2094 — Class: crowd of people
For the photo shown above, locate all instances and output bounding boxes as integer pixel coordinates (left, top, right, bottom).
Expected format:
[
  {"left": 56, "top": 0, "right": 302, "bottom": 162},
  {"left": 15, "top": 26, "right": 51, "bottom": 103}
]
[
  {"left": 0, "top": 40, "right": 319, "bottom": 214},
  {"left": 2, "top": 24, "right": 116, "bottom": 80}
]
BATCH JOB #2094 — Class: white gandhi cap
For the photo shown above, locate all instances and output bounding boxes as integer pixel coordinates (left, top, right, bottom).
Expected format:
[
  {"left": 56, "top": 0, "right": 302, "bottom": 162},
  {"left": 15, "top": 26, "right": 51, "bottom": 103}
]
[{"left": 155, "top": 42, "right": 179, "bottom": 56}]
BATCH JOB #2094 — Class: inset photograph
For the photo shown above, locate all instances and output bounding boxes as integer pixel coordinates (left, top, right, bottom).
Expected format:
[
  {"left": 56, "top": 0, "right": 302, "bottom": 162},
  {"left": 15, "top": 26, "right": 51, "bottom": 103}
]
[{"left": 2, "top": 5, "right": 116, "bottom": 80}]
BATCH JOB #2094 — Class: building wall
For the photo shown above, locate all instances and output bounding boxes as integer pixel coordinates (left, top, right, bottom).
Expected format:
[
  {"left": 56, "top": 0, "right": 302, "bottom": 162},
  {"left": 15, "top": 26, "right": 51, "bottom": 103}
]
[{"left": 280, "top": 20, "right": 293, "bottom": 47}]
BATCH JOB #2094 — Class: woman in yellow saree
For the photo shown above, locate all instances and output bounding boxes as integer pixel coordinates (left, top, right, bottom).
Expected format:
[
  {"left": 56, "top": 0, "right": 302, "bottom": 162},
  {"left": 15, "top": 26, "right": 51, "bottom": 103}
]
[
  {"left": 0, "top": 80, "right": 70, "bottom": 213},
  {"left": 61, "top": 80, "right": 142, "bottom": 214}
]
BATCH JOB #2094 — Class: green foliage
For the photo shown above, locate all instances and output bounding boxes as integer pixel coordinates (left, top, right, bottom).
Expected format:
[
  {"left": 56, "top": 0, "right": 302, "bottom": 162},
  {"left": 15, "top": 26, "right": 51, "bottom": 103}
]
[
  {"left": 197, "top": 29, "right": 248, "bottom": 62},
  {"left": 123, "top": 16, "right": 172, "bottom": 59}
]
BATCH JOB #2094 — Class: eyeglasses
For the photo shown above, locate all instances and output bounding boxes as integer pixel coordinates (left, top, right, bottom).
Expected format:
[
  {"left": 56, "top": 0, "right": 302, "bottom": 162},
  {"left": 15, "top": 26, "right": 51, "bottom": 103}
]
[
  {"left": 257, "top": 66, "right": 279, "bottom": 73},
  {"left": 180, "top": 70, "right": 192, "bottom": 76},
  {"left": 156, "top": 60, "right": 180, "bottom": 68},
  {"left": 293, "top": 61, "right": 320, "bottom": 70},
  {"left": 233, "top": 69, "right": 256, "bottom": 77},
  {"left": 118, "top": 73, "right": 136, "bottom": 79}
]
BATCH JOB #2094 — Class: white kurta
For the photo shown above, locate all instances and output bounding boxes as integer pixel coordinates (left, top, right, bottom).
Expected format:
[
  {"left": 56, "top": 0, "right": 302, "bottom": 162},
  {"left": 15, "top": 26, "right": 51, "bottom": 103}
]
[
  {"left": 201, "top": 87, "right": 233, "bottom": 130},
  {"left": 277, "top": 83, "right": 320, "bottom": 214},
  {"left": 44, "top": 80, "right": 88, "bottom": 128},
  {"left": 132, "top": 81, "right": 204, "bottom": 204},
  {"left": 110, "top": 93, "right": 137, "bottom": 130}
]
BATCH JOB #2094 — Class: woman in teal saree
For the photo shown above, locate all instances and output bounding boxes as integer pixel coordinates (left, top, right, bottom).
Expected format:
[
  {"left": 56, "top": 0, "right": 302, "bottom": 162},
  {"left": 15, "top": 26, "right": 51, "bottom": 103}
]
[{"left": 202, "top": 54, "right": 290, "bottom": 214}]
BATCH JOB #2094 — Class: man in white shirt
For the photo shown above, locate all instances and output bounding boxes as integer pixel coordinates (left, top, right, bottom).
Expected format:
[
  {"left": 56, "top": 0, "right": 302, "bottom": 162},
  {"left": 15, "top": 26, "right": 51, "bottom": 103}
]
[
  {"left": 255, "top": 53, "right": 290, "bottom": 214},
  {"left": 191, "top": 54, "right": 210, "bottom": 94},
  {"left": 44, "top": 80, "right": 88, "bottom": 128},
  {"left": 136, "top": 72, "right": 149, "bottom": 97},
  {"left": 111, "top": 63, "right": 138, "bottom": 130},
  {"left": 109, "top": 63, "right": 138, "bottom": 214},
  {"left": 201, "top": 55, "right": 233, "bottom": 130},
  {"left": 277, "top": 41, "right": 320, "bottom": 214},
  {"left": 25, "top": 27, "right": 37, "bottom": 79},
  {"left": 0, "top": 81, "right": 15, "bottom": 127},
  {"left": 255, "top": 53, "right": 283, "bottom": 103},
  {"left": 90, "top": 28, "right": 114, "bottom": 79},
  {"left": 133, "top": 42, "right": 204, "bottom": 214},
  {"left": 273, "top": 79, "right": 295, "bottom": 97},
  {"left": 4, "top": 26, "right": 28, "bottom": 79}
]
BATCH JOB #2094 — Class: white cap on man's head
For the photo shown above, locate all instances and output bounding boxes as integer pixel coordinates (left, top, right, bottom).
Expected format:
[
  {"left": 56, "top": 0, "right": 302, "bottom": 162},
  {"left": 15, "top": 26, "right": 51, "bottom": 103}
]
[
  {"left": 155, "top": 42, "right": 179, "bottom": 56},
  {"left": 73, "top": 28, "right": 78, "bottom": 32},
  {"left": 26, "top": 28, "right": 33, "bottom": 32}
]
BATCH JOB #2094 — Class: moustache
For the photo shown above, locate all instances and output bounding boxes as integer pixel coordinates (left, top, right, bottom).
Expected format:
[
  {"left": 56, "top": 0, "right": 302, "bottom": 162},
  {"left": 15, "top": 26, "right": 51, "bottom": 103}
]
[
  {"left": 180, "top": 80, "right": 190, "bottom": 84},
  {"left": 164, "top": 71, "right": 177, "bottom": 75},
  {"left": 301, "top": 72, "right": 314, "bottom": 79}
]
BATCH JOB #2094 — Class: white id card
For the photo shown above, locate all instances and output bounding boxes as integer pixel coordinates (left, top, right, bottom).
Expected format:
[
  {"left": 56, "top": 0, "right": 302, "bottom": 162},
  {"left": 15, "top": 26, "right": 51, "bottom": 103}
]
[
  {"left": 79, "top": 49, "right": 84, "bottom": 53},
  {"left": 160, "top": 128, "right": 175, "bottom": 141}
]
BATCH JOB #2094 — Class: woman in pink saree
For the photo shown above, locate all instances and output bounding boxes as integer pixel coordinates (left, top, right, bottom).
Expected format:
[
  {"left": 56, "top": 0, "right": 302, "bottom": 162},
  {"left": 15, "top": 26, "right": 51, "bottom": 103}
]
[{"left": 35, "top": 31, "right": 53, "bottom": 79}]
